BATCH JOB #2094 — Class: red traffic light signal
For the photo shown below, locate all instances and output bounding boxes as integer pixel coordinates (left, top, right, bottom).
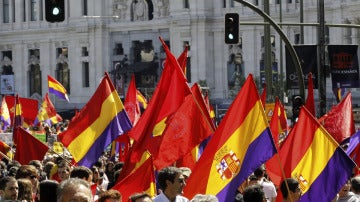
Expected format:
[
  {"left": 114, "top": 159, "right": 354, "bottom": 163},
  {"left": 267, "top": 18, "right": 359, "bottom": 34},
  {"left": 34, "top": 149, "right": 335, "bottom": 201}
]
[
  {"left": 225, "top": 13, "right": 239, "bottom": 44},
  {"left": 45, "top": 0, "right": 65, "bottom": 22}
]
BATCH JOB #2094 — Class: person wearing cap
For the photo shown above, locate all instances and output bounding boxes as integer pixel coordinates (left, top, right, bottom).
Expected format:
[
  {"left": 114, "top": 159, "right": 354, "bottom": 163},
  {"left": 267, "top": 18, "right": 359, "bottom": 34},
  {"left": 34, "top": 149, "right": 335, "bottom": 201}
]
[{"left": 253, "top": 166, "right": 277, "bottom": 202}]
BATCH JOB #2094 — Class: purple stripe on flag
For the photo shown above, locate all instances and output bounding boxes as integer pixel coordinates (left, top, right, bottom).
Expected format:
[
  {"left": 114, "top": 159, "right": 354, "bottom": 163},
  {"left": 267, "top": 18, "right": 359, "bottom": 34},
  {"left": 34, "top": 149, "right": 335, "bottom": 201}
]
[
  {"left": 77, "top": 110, "right": 132, "bottom": 167},
  {"left": 216, "top": 128, "right": 276, "bottom": 201},
  {"left": 300, "top": 147, "right": 355, "bottom": 202},
  {"left": 346, "top": 130, "right": 360, "bottom": 155},
  {"left": 49, "top": 88, "right": 68, "bottom": 101}
]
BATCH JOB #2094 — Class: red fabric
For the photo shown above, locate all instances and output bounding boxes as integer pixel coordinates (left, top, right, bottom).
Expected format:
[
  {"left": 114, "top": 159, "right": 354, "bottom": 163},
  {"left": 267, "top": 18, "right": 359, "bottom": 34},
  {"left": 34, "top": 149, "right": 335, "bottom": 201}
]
[
  {"left": 176, "top": 151, "right": 197, "bottom": 170},
  {"left": 318, "top": 92, "right": 355, "bottom": 144},
  {"left": 14, "top": 127, "right": 48, "bottom": 165},
  {"left": 127, "top": 37, "right": 191, "bottom": 163},
  {"left": 177, "top": 45, "right": 188, "bottom": 74},
  {"left": 5, "top": 95, "right": 38, "bottom": 127},
  {"left": 0, "top": 141, "right": 11, "bottom": 155},
  {"left": 124, "top": 74, "right": 140, "bottom": 126},
  {"left": 305, "top": 73, "right": 316, "bottom": 116},
  {"left": 269, "top": 97, "right": 280, "bottom": 148},
  {"left": 154, "top": 94, "right": 214, "bottom": 169},
  {"left": 112, "top": 156, "right": 156, "bottom": 201}
]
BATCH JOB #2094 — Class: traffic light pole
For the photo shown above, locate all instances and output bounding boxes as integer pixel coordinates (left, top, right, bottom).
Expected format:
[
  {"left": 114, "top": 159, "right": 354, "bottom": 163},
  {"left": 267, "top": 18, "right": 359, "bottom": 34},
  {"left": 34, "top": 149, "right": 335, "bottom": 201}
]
[{"left": 235, "top": 0, "right": 305, "bottom": 99}]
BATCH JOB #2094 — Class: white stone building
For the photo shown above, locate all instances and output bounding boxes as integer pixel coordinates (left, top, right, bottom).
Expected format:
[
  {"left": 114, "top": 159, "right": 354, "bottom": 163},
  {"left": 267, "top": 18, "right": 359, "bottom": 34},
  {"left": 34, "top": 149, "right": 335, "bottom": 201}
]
[{"left": 0, "top": 0, "right": 359, "bottom": 119}]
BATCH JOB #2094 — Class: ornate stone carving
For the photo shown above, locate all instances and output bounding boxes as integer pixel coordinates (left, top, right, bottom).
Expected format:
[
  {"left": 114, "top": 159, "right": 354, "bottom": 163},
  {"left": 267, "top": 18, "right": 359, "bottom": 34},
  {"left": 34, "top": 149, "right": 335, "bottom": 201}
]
[{"left": 29, "top": 55, "right": 40, "bottom": 65}]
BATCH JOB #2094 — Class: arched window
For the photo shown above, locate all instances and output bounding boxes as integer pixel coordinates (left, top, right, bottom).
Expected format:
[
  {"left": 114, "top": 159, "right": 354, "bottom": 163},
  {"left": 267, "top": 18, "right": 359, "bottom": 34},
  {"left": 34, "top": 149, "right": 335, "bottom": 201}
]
[
  {"left": 56, "top": 63, "right": 70, "bottom": 93},
  {"left": 29, "top": 64, "right": 42, "bottom": 95}
]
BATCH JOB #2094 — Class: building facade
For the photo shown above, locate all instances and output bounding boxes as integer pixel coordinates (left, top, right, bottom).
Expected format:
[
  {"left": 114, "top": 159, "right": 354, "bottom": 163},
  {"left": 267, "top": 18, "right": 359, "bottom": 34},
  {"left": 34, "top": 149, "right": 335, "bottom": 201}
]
[{"left": 0, "top": 0, "right": 359, "bottom": 116}]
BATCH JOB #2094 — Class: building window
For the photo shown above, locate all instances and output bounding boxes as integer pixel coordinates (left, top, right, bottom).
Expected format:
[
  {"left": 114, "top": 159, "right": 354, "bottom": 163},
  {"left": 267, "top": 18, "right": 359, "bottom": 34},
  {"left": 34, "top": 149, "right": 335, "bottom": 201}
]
[
  {"left": 254, "top": 0, "right": 258, "bottom": 6},
  {"left": 12, "top": 0, "right": 15, "bottom": 22},
  {"left": 82, "top": 47, "right": 88, "bottom": 56},
  {"left": 184, "top": 0, "right": 189, "bottom": 8},
  {"left": 1, "top": 51, "right": 13, "bottom": 75},
  {"left": 113, "top": 43, "right": 124, "bottom": 55},
  {"left": 223, "top": 0, "right": 226, "bottom": 8},
  {"left": 30, "top": 0, "right": 37, "bottom": 21},
  {"left": 295, "top": 33, "right": 300, "bottom": 44},
  {"left": 288, "top": 0, "right": 292, "bottom": 3},
  {"left": 39, "top": 0, "right": 43, "bottom": 20},
  {"left": 23, "top": 0, "right": 26, "bottom": 22},
  {"left": 83, "top": 0, "right": 88, "bottom": 16},
  {"left": 82, "top": 62, "right": 89, "bottom": 87},
  {"left": 3, "top": 0, "right": 10, "bottom": 23},
  {"left": 56, "top": 47, "right": 70, "bottom": 93},
  {"left": 29, "top": 65, "right": 41, "bottom": 96},
  {"left": 230, "top": 0, "right": 234, "bottom": 8}
]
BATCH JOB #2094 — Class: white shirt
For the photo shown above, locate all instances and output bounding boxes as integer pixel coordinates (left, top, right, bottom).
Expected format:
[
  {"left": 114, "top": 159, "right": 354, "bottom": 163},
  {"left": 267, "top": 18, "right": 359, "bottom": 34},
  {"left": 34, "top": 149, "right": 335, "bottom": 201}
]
[{"left": 153, "top": 192, "right": 189, "bottom": 202}]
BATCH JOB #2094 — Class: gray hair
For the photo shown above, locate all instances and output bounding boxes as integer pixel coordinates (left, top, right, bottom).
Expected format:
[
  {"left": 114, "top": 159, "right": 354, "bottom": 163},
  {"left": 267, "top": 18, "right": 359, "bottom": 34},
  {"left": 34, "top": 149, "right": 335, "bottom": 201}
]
[
  {"left": 57, "top": 178, "right": 92, "bottom": 202},
  {"left": 190, "top": 194, "right": 219, "bottom": 202}
]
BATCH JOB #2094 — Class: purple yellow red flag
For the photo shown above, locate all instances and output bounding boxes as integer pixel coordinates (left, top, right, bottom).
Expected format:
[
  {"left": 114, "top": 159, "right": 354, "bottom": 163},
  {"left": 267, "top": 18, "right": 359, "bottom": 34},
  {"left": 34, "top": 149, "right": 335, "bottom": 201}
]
[
  {"left": 183, "top": 74, "right": 276, "bottom": 201},
  {"left": 48, "top": 75, "right": 69, "bottom": 102},
  {"left": 58, "top": 73, "right": 132, "bottom": 167},
  {"left": 136, "top": 90, "right": 147, "bottom": 111},
  {"left": 266, "top": 107, "right": 355, "bottom": 201},
  {"left": 34, "top": 93, "right": 62, "bottom": 126}
]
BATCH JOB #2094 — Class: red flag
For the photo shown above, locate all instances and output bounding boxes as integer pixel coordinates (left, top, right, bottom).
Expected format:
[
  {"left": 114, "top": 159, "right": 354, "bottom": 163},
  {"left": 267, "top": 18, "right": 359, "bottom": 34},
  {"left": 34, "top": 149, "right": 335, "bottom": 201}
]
[
  {"left": 112, "top": 156, "right": 156, "bottom": 201},
  {"left": 305, "top": 72, "right": 316, "bottom": 116},
  {"left": 177, "top": 45, "right": 188, "bottom": 74},
  {"left": 6, "top": 95, "right": 38, "bottom": 127},
  {"left": 14, "top": 127, "right": 49, "bottom": 164},
  {"left": 0, "top": 141, "right": 11, "bottom": 156},
  {"left": 127, "top": 37, "right": 191, "bottom": 162},
  {"left": 124, "top": 74, "right": 140, "bottom": 126},
  {"left": 154, "top": 93, "right": 214, "bottom": 169},
  {"left": 260, "top": 83, "right": 266, "bottom": 108},
  {"left": 318, "top": 92, "right": 355, "bottom": 144}
]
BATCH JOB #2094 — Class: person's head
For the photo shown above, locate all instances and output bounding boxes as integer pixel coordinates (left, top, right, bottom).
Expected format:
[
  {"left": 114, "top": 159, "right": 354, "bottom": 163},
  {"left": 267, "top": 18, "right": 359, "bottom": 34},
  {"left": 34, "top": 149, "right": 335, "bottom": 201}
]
[
  {"left": 57, "top": 178, "right": 93, "bottom": 202},
  {"left": 253, "top": 166, "right": 265, "bottom": 179},
  {"left": 15, "top": 164, "right": 39, "bottom": 193},
  {"left": 129, "top": 192, "right": 153, "bottom": 202},
  {"left": 0, "top": 176, "right": 19, "bottom": 200},
  {"left": 57, "top": 160, "right": 71, "bottom": 182},
  {"left": 280, "top": 178, "right": 301, "bottom": 201},
  {"left": 39, "top": 180, "right": 59, "bottom": 202},
  {"left": 157, "top": 166, "right": 186, "bottom": 197},
  {"left": 339, "top": 180, "right": 351, "bottom": 198},
  {"left": 97, "top": 189, "right": 122, "bottom": 202},
  {"left": 351, "top": 176, "right": 360, "bottom": 194},
  {"left": 28, "top": 160, "right": 43, "bottom": 172},
  {"left": 70, "top": 166, "right": 93, "bottom": 183},
  {"left": 243, "top": 185, "right": 266, "bottom": 202},
  {"left": 190, "top": 194, "right": 219, "bottom": 202},
  {"left": 17, "top": 178, "right": 33, "bottom": 202},
  {"left": 248, "top": 174, "right": 258, "bottom": 186}
]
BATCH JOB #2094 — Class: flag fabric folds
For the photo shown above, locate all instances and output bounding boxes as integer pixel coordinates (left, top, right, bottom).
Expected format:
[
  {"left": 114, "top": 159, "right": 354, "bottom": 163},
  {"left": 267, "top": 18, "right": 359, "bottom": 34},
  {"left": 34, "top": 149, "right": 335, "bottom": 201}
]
[
  {"left": 154, "top": 92, "right": 214, "bottom": 169},
  {"left": 48, "top": 75, "right": 69, "bottom": 102},
  {"left": 136, "top": 90, "right": 147, "bottom": 111},
  {"left": 124, "top": 74, "right": 141, "bottom": 126},
  {"left": 14, "top": 127, "right": 49, "bottom": 165},
  {"left": 128, "top": 37, "right": 191, "bottom": 162},
  {"left": 318, "top": 92, "right": 355, "bottom": 144},
  {"left": 58, "top": 73, "right": 132, "bottom": 167},
  {"left": 0, "top": 98, "right": 11, "bottom": 131},
  {"left": 177, "top": 45, "right": 188, "bottom": 74},
  {"left": 6, "top": 95, "right": 38, "bottom": 128},
  {"left": 183, "top": 74, "right": 276, "bottom": 201},
  {"left": 266, "top": 107, "right": 355, "bottom": 202},
  {"left": 34, "top": 93, "right": 62, "bottom": 126},
  {"left": 0, "top": 140, "right": 11, "bottom": 156},
  {"left": 112, "top": 156, "right": 156, "bottom": 201}
]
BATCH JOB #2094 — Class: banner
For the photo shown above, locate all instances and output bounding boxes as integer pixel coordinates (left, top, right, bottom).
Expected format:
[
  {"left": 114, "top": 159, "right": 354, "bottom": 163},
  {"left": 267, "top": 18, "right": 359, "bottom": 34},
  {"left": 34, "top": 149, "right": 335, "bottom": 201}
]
[
  {"left": 0, "top": 75, "right": 14, "bottom": 95},
  {"left": 286, "top": 45, "right": 318, "bottom": 89},
  {"left": 328, "top": 45, "right": 360, "bottom": 88}
]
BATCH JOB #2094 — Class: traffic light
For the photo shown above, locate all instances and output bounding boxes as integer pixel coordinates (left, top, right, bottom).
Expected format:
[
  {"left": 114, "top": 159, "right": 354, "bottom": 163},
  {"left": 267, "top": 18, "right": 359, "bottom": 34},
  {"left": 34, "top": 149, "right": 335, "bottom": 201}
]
[
  {"left": 225, "top": 13, "right": 239, "bottom": 44},
  {"left": 45, "top": 0, "right": 65, "bottom": 22},
  {"left": 292, "top": 95, "right": 303, "bottom": 123}
]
